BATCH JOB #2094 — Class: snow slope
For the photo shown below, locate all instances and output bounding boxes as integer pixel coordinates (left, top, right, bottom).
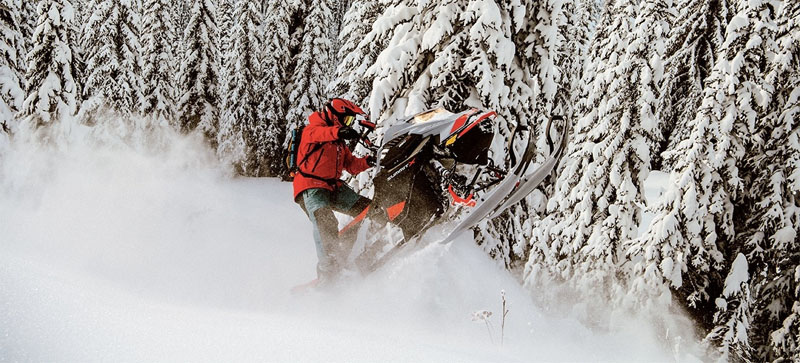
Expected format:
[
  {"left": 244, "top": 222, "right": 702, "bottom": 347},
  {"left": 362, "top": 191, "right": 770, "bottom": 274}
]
[{"left": 0, "top": 130, "right": 692, "bottom": 362}]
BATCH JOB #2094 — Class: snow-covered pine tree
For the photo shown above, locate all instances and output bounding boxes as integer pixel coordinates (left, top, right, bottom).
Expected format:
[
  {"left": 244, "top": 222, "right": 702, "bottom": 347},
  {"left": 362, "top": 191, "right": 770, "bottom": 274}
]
[
  {"left": 326, "top": 0, "right": 388, "bottom": 106},
  {"left": 213, "top": 0, "right": 233, "bottom": 159},
  {"left": 523, "top": 0, "right": 567, "bottom": 125},
  {"left": 556, "top": 0, "right": 613, "bottom": 123},
  {"left": 557, "top": 0, "right": 599, "bottom": 117},
  {"left": 79, "top": 0, "right": 143, "bottom": 121},
  {"left": 690, "top": 1, "right": 780, "bottom": 359},
  {"left": 216, "top": 0, "right": 262, "bottom": 175},
  {"left": 477, "top": 0, "right": 572, "bottom": 267},
  {"left": 175, "top": 0, "right": 219, "bottom": 141},
  {"left": 20, "top": 0, "right": 79, "bottom": 131},
  {"left": 709, "top": 253, "right": 755, "bottom": 361},
  {"left": 257, "top": 0, "right": 292, "bottom": 176},
  {"left": 485, "top": 0, "right": 588, "bottom": 266},
  {"left": 743, "top": 1, "right": 800, "bottom": 359},
  {"left": 170, "top": 1, "right": 191, "bottom": 84},
  {"left": 214, "top": 0, "right": 233, "bottom": 111},
  {"left": 774, "top": 275, "right": 800, "bottom": 360},
  {"left": 140, "top": 0, "right": 176, "bottom": 124},
  {"left": 657, "top": 0, "right": 731, "bottom": 170},
  {"left": 72, "top": 0, "right": 85, "bottom": 18},
  {"left": 284, "top": 0, "right": 332, "bottom": 146},
  {"left": 0, "top": 0, "right": 26, "bottom": 134},
  {"left": 626, "top": 0, "right": 779, "bottom": 359},
  {"left": 525, "top": 0, "right": 675, "bottom": 308},
  {"left": 284, "top": 0, "right": 306, "bottom": 90},
  {"left": 6, "top": 0, "right": 27, "bottom": 70},
  {"left": 70, "top": 0, "right": 86, "bottom": 109},
  {"left": 20, "top": 0, "right": 36, "bottom": 49},
  {"left": 327, "top": 0, "right": 350, "bottom": 65},
  {"left": 172, "top": 1, "right": 191, "bottom": 39}
]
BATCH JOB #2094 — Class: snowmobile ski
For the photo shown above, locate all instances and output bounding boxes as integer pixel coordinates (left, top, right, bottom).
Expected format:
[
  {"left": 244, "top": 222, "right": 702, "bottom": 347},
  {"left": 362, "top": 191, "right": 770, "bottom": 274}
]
[
  {"left": 290, "top": 278, "right": 319, "bottom": 295},
  {"left": 439, "top": 115, "right": 569, "bottom": 244}
]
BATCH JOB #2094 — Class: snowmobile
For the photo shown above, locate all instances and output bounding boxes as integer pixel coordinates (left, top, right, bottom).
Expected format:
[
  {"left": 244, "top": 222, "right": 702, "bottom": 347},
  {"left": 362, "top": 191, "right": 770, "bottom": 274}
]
[{"left": 339, "top": 108, "right": 569, "bottom": 273}]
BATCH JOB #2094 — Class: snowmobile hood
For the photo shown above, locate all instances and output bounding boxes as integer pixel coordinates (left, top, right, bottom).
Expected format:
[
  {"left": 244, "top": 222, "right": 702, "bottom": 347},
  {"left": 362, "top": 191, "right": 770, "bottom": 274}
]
[{"left": 381, "top": 108, "right": 495, "bottom": 148}]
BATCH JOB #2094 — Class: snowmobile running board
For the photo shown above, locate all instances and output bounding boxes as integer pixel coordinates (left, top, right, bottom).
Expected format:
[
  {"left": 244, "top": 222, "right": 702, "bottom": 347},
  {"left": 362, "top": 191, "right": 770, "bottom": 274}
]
[{"left": 438, "top": 116, "right": 569, "bottom": 244}]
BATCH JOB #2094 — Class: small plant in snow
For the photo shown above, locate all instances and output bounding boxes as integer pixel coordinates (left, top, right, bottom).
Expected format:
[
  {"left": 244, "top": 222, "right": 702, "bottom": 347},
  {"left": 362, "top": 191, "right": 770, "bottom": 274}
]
[
  {"left": 501, "top": 290, "right": 509, "bottom": 346},
  {"left": 471, "top": 309, "right": 494, "bottom": 345},
  {"left": 472, "top": 290, "right": 511, "bottom": 346}
]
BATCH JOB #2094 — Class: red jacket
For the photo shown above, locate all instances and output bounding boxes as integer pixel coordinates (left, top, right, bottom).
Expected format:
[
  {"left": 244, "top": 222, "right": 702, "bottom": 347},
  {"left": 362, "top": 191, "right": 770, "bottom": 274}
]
[{"left": 292, "top": 111, "right": 370, "bottom": 200}]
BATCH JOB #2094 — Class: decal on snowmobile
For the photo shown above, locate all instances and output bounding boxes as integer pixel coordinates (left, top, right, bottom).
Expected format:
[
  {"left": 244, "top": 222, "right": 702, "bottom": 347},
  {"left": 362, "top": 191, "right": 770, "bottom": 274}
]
[
  {"left": 386, "top": 201, "right": 406, "bottom": 221},
  {"left": 458, "top": 111, "right": 497, "bottom": 137},
  {"left": 448, "top": 185, "right": 476, "bottom": 207},
  {"left": 387, "top": 162, "right": 411, "bottom": 181},
  {"left": 339, "top": 205, "right": 370, "bottom": 236},
  {"left": 448, "top": 109, "right": 480, "bottom": 134}
]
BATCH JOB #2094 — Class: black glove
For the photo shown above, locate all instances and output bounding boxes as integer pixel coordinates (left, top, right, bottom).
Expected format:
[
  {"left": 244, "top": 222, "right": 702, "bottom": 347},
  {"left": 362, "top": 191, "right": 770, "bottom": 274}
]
[
  {"left": 366, "top": 155, "right": 377, "bottom": 167},
  {"left": 337, "top": 127, "right": 359, "bottom": 140}
]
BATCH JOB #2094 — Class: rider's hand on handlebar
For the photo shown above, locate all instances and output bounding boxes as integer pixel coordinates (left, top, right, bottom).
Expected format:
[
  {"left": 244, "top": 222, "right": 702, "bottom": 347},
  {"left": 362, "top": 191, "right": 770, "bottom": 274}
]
[
  {"left": 337, "top": 127, "right": 359, "bottom": 140},
  {"left": 366, "top": 154, "right": 377, "bottom": 167}
]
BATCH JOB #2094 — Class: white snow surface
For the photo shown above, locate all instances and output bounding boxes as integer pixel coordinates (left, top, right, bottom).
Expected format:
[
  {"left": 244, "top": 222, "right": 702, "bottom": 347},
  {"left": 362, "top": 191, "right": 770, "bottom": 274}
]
[{"left": 0, "top": 129, "right": 682, "bottom": 362}]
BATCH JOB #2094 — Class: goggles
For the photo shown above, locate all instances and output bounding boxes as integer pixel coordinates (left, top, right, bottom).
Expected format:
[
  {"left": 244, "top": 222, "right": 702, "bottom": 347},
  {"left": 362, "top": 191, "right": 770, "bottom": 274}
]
[
  {"left": 342, "top": 114, "right": 376, "bottom": 133},
  {"left": 343, "top": 115, "right": 356, "bottom": 127}
]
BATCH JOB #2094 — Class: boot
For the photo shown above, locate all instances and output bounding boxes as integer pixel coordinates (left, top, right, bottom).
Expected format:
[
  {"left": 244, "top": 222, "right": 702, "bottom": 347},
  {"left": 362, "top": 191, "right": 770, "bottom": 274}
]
[{"left": 316, "top": 254, "right": 341, "bottom": 288}]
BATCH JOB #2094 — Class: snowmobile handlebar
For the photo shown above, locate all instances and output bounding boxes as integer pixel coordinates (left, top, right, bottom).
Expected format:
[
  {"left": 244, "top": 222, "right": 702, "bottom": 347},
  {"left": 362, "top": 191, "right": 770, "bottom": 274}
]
[{"left": 353, "top": 129, "right": 379, "bottom": 161}]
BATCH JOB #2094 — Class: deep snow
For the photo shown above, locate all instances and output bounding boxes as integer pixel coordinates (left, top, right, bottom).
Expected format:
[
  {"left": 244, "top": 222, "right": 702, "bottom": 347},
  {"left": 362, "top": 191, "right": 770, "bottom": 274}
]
[{"left": 0, "top": 129, "right": 697, "bottom": 362}]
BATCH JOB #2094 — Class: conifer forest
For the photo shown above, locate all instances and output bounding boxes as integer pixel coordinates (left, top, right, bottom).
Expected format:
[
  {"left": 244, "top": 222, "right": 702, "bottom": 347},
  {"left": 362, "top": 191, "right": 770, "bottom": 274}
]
[{"left": 1, "top": 0, "right": 798, "bottom": 361}]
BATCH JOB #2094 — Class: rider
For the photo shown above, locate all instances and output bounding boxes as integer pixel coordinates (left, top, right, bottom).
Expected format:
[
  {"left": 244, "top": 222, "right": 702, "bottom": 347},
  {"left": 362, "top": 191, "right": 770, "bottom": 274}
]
[{"left": 293, "top": 98, "right": 376, "bottom": 285}]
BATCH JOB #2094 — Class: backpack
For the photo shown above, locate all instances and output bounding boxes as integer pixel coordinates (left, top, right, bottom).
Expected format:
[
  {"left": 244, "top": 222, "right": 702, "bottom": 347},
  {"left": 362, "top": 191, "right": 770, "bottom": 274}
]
[
  {"left": 285, "top": 124, "right": 335, "bottom": 183},
  {"left": 285, "top": 125, "right": 306, "bottom": 176}
]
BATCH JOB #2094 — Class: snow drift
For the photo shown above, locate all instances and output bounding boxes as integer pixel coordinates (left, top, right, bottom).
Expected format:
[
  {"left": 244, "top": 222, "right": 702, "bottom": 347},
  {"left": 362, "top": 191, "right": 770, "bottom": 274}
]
[{"left": 0, "top": 124, "right": 697, "bottom": 362}]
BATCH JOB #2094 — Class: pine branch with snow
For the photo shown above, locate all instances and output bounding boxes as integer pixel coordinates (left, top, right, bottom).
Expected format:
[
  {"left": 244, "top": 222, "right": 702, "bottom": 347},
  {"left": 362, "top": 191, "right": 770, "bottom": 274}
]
[
  {"left": 706, "top": 253, "right": 754, "bottom": 361},
  {"left": 741, "top": 2, "right": 800, "bottom": 358},
  {"left": 214, "top": 0, "right": 233, "bottom": 114},
  {"left": 80, "top": 0, "right": 143, "bottom": 121},
  {"left": 327, "top": 0, "right": 388, "bottom": 106},
  {"left": 0, "top": 0, "right": 26, "bottom": 133},
  {"left": 257, "top": 0, "right": 292, "bottom": 177},
  {"left": 20, "top": 0, "right": 36, "bottom": 58},
  {"left": 175, "top": 0, "right": 219, "bottom": 141},
  {"left": 285, "top": 0, "right": 333, "bottom": 142},
  {"left": 216, "top": 0, "right": 262, "bottom": 175},
  {"left": 141, "top": 0, "right": 176, "bottom": 124},
  {"left": 657, "top": 0, "right": 731, "bottom": 170}
]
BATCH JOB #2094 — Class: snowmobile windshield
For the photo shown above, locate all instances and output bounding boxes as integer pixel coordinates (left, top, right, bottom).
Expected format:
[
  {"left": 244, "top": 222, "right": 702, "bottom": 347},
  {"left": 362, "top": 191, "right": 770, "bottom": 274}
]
[{"left": 413, "top": 109, "right": 453, "bottom": 124}]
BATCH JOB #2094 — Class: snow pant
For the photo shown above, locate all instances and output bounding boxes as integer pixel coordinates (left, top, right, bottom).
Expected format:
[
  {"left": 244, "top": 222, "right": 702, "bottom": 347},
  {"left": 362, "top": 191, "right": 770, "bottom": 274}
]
[{"left": 297, "top": 185, "right": 371, "bottom": 280}]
